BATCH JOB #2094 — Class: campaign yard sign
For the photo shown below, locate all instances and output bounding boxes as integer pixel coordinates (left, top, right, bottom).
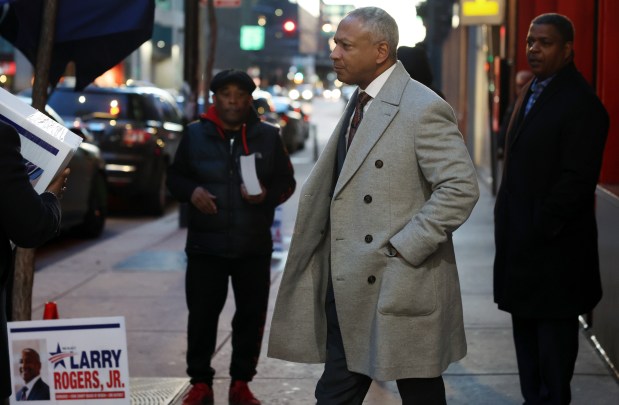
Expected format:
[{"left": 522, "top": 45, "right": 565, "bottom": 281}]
[{"left": 7, "top": 317, "right": 130, "bottom": 404}]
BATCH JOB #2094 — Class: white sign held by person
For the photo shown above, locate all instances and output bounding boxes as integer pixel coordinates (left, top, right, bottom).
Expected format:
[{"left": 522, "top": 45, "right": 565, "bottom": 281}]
[{"left": 7, "top": 317, "right": 130, "bottom": 404}]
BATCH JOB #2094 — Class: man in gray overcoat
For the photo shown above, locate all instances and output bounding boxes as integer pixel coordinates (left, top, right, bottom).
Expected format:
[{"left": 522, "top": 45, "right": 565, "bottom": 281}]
[{"left": 268, "top": 7, "right": 479, "bottom": 404}]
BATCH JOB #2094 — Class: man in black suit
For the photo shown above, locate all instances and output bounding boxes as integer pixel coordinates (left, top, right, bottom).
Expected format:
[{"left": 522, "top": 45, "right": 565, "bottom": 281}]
[
  {"left": 16, "top": 348, "right": 50, "bottom": 401},
  {"left": 494, "top": 13, "right": 609, "bottom": 404},
  {"left": 1, "top": 120, "right": 68, "bottom": 402}
]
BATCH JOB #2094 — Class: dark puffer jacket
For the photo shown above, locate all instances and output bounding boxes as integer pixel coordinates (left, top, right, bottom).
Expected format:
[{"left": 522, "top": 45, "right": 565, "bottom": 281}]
[{"left": 167, "top": 105, "right": 295, "bottom": 257}]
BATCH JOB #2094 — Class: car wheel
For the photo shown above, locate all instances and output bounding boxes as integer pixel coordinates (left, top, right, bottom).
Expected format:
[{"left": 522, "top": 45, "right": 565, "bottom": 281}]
[
  {"left": 145, "top": 166, "right": 167, "bottom": 216},
  {"left": 76, "top": 171, "right": 107, "bottom": 238}
]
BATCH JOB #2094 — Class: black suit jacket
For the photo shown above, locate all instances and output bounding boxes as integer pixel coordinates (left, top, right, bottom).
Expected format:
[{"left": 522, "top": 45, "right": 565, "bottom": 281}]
[
  {"left": 16, "top": 378, "right": 50, "bottom": 401},
  {"left": 0, "top": 121, "right": 61, "bottom": 398},
  {"left": 494, "top": 63, "right": 609, "bottom": 318}
]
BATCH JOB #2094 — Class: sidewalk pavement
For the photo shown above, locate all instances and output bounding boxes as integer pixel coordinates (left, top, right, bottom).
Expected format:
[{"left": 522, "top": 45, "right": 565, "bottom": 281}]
[{"left": 32, "top": 161, "right": 619, "bottom": 403}]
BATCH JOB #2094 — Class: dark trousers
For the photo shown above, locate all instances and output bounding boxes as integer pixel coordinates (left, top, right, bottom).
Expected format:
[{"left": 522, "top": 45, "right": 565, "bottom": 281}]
[
  {"left": 185, "top": 253, "right": 271, "bottom": 385},
  {"left": 511, "top": 315, "right": 579, "bottom": 405},
  {"left": 315, "top": 277, "right": 447, "bottom": 405}
]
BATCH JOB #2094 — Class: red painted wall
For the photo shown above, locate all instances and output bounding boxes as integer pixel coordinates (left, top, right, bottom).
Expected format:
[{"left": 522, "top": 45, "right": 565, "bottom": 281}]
[
  {"left": 515, "top": 0, "right": 593, "bottom": 83},
  {"left": 556, "top": 0, "right": 594, "bottom": 82},
  {"left": 597, "top": 0, "right": 619, "bottom": 184}
]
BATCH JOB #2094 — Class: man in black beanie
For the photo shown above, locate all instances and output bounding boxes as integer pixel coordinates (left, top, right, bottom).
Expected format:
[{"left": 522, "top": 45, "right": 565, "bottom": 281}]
[{"left": 168, "top": 69, "right": 296, "bottom": 405}]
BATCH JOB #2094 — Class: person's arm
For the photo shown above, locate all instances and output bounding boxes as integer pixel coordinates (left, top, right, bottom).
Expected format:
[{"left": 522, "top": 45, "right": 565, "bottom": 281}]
[
  {"left": 0, "top": 123, "right": 62, "bottom": 247},
  {"left": 538, "top": 96, "right": 609, "bottom": 239},
  {"left": 390, "top": 99, "right": 480, "bottom": 266},
  {"left": 166, "top": 124, "right": 202, "bottom": 203}
]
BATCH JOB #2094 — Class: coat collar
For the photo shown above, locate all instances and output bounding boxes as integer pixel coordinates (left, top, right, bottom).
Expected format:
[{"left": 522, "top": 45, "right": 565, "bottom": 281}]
[
  {"left": 507, "top": 62, "right": 579, "bottom": 149},
  {"left": 331, "top": 61, "right": 408, "bottom": 198}
]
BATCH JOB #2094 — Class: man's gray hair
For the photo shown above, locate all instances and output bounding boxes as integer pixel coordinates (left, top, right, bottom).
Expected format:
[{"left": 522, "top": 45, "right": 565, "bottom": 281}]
[{"left": 347, "top": 7, "right": 399, "bottom": 60}]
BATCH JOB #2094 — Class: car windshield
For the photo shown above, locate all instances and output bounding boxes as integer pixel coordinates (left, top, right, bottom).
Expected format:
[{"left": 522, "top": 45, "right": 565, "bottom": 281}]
[{"left": 48, "top": 91, "right": 135, "bottom": 120}]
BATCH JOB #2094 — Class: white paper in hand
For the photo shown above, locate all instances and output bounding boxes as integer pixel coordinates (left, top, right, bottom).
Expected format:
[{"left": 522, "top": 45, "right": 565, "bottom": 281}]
[{"left": 240, "top": 154, "right": 262, "bottom": 195}]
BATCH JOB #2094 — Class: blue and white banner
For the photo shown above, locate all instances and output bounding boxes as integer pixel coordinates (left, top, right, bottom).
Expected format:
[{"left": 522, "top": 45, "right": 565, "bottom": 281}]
[{"left": 7, "top": 317, "right": 130, "bottom": 404}]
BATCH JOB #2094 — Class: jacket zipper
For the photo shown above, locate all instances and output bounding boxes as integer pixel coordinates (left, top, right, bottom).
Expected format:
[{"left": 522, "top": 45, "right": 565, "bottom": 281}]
[{"left": 228, "top": 136, "right": 235, "bottom": 254}]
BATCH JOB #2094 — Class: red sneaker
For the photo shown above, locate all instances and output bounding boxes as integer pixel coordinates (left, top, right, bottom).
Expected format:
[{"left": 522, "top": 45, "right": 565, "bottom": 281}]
[
  {"left": 229, "top": 380, "right": 261, "bottom": 405},
  {"left": 182, "top": 383, "right": 214, "bottom": 405}
]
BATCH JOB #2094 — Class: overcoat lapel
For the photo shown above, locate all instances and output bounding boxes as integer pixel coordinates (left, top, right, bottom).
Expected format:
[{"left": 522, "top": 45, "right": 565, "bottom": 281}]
[
  {"left": 504, "top": 81, "right": 530, "bottom": 152},
  {"left": 332, "top": 63, "right": 408, "bottom": 198},
  {"left": 332, "top": 94, "right": 357, "bottom": 189},
  {"left": 508, "top": 68, "right": 571, "bottom": 149}
]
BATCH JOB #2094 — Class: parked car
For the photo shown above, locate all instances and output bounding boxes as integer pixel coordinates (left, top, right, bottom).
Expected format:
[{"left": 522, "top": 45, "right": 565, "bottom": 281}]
[
  {"left": 252, "top": 90, "right": 305, "bottom": 153},
  {"left": 252, "top": 89, "right": 279, "bottom": 124},
  {"left": 289, "top": 99, "right": 311, "bottom": 141},
  {"left": 271, "top": 95, "right": 306, "bottom": 153},
  {"left": 24, "top": 84, "right": 185, "bottom": 215},
  {"left": 18, "top": 96, "right": 108, "bottom": 238}
]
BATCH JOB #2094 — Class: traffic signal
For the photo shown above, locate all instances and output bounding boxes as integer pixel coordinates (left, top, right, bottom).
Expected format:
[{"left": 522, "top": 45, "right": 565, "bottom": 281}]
[{"left": 282, "top": 19, "right": 296, "bottom": 35}]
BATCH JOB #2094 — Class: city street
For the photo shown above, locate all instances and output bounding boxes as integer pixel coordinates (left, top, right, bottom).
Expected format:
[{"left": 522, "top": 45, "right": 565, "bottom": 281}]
[{"left": 30, "top": 97, "right": 619, "bottom": 404}]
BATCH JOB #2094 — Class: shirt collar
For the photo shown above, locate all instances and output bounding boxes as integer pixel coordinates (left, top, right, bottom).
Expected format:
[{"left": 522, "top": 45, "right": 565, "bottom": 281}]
[
  {"left": 24, "top": 375, "right": 41, "bottom": 392},
  {"left": 531, "top": 75, "right": 554, "bottom": 91},
  {"left": 360, "top": 63, "right": 397, "bottom": 99}
]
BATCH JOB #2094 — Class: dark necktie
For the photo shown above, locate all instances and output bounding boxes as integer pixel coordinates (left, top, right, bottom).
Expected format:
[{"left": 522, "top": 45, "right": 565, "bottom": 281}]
[
  {"left": 347, "top": 92, "right": 372, "bottom": 149},
  {"left": 524, "top": 79, "right": 546, "bottom": 116},
  {"left": 20, "top": 386, "right": 28, "bottom": 400}
]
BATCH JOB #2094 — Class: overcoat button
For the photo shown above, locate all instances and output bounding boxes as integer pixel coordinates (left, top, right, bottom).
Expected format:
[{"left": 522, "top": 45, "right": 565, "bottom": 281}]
[
  {"left": 375, "top": 160, "right": 383, "bottom": 168},
  {"left": 365, "top": 234, "right": 373, "bottom": 243},
  {"left": 364, "top": 195, "right": 372, "bottom": 203},
  {"left": 368, "top": 275, "right": 376, "bottom": 284}
]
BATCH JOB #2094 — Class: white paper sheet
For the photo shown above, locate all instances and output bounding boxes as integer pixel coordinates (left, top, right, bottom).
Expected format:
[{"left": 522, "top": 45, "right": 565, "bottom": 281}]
[{"left": 240, "top": 153, "right": 262, "bottom": 195}]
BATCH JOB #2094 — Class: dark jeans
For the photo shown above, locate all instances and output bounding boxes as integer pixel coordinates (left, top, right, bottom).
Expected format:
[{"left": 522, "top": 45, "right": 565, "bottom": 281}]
[
  {"left": 185, "top": 253, "right": 271, "bottom": 385},
  {"left": 512, "top": 315, "right": 579, "bottom": 405},
  {"left": 315, "top": 276, "right": 447, "bottom": 405}
]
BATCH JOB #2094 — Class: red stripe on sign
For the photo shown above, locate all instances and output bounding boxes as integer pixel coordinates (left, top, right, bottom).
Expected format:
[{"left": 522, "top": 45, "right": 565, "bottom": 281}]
[{"left": 56, "top": 391, "right": 125, "bottom": 400}]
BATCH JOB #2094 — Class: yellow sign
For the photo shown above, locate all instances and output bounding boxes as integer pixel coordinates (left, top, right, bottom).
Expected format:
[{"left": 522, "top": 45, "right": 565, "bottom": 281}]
[
  {"left": 463, "top": 0, "right": 499, "bottom": 16},
  {"left": 460, "top": 0, "right": 504, "bottom": 25}
]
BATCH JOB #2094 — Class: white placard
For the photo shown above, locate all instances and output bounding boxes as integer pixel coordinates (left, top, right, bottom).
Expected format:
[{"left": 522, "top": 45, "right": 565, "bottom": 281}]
[
  {"left": 0, "top": 87, "right": 82, "bottom": 193},
  {"left": 7, "top": 317, "right": 130, "bottom": 404},
  {"left": 240, "top": 154, "right": 262, "bottom": 196}
]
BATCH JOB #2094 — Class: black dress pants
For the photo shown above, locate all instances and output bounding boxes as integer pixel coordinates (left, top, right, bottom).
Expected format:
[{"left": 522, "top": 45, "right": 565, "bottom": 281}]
[
  {"left": 185, "top": 253, "right": 271, "bottom": 385},
  {"left": 511, "top": 315, "right": 579, "bottom": 405},
  {"left": 315, "top": 276, "right": 447, "bottom": 405}
]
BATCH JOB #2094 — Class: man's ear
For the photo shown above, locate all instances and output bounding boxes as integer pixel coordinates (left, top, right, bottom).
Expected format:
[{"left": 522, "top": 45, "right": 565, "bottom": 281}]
[
  {"left": 564, "top": 41, "right": 574, "bottom": 62},
  {"left": 376, "top": 41, "right": 390, "bottom": 64}
]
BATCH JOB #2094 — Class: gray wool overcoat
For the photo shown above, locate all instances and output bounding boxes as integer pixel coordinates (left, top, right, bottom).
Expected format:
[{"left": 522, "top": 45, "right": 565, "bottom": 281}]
[{"left": 267, "top": 62, "right": 480, "bottom": 381}]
